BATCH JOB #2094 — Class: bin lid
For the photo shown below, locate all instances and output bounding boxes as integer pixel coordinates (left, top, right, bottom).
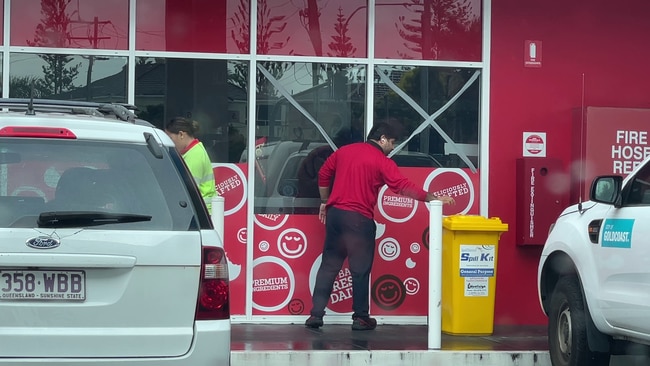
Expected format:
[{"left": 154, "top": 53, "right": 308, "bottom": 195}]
[{"left": 442, "top": 215, "right": 509, "bottom": 232}]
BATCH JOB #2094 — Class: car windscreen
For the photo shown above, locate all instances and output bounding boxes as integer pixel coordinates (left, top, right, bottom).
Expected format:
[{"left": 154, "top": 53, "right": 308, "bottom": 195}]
[{"left": 0, "top": 138, "right": 196, "bottom": 230}]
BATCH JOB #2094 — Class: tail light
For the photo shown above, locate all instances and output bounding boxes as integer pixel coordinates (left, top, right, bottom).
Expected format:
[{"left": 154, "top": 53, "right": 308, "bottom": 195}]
[
  {"left": 196, "top": 246, "right": 230, "bottom": 320},
  {"left": 0, "top": 126, "right": 77, "bottom": 139}
]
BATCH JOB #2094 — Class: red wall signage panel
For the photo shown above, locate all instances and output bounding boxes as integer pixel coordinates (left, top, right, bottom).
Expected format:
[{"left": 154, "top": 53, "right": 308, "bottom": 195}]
[{"left": 572, "top": 107, "right": 650, "bottom": 202}]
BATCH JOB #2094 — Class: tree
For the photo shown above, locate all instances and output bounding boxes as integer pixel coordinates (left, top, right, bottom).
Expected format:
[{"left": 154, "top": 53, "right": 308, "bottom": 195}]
[
  {"left": 26, "top": 0, "right": 80, "bottom": 97},
  {"left": 36, "top": 54, "right": 81, "bottom": 97},
  {"left": 328, "top": 7, "right": 357, "bottom": 57},
  {"left": 230, "top": 0, "right": 250, "bottom": 54},
  {"left": 395, "top": 0, "right": 479, "bottom": 59},
  {"left": 299, "top": 0, "right": 323, "bottom": 56},
  {"left": 230, "top": 0, "right": 292, "bottom": 96},
  {"left": 9, "top": 76, "right": 49, "bottom": 98}
]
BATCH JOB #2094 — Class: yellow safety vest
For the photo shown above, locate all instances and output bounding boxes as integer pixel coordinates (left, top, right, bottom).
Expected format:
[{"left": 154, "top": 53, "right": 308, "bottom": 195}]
[{"left": 183, "top": 141, "right": 217, "bottom": 214}]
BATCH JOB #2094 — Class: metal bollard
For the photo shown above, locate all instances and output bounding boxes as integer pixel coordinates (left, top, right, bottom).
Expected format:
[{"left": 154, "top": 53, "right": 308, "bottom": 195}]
[
  {"left": 211, "top": 196, "right": 225, "bottom": 247},
  {"left": 427, "top": 200, "right": 443, "bottom": 349}
]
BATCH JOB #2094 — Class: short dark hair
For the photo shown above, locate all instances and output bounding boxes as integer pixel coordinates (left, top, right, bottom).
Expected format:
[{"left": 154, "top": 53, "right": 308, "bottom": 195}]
[
  {"left": 165, "top": 117, "right": 200, "bottom": 137},
  {"left": 367, "top": 118, "right": 403, "bottom": 141}
]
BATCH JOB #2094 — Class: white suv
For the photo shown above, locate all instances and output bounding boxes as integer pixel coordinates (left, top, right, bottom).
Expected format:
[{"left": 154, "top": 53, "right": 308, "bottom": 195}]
[
  {"left": 538, "top": 156, "right": 650, "bottom": 366},
  {"left": 0, "top": 98, "right": 230, "bottom": 365}
]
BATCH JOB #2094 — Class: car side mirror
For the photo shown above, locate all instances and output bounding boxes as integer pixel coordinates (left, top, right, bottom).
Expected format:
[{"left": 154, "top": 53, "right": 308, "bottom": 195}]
[{"left": 589, "top": 175, "right": 622, "bottom": 205}]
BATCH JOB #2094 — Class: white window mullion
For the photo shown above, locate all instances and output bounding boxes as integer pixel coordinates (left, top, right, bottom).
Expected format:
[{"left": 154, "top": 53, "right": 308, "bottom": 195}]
[
  {"left": 480, "top": 0, "right": 491, "bottom": 217},
  {"left": 127, "top": 0, "right": 136, "bottom": 105},
  {"left": 246, "top": 0, "right": 258, "bottom": 322},
  {"left": 366, "top": 0, "right": 375, "bottom": 136},
  {"left": 3, "top": 0, "right": 12, "bottom": 98}
]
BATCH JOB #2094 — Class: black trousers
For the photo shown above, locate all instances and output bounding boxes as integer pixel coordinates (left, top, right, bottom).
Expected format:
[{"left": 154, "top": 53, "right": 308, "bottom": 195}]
[{"left": 310, "top": 206, "right": 376, "bottom": 319}]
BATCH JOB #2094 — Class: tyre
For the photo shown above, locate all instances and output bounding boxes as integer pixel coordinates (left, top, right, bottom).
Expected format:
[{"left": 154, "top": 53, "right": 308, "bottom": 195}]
[{"left": 548, "top": 276, "right": 610, "bottom": 366}]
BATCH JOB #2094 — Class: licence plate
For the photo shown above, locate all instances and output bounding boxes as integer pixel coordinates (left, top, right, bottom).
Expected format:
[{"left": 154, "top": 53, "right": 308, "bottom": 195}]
[{"left": 0, "top": 270, "right": 86, "bottom": 301}]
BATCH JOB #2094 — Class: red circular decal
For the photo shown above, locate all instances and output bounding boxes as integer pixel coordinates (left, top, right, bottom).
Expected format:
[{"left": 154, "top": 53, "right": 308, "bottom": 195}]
[
  {"left": 423, "top": 169, "right": 474, "bottom": 215},
  {"left": 252, "top": 257, "right": 294, "bottom": 312},
  {"left": 326, "top": 265, "right": 354, "bottom": 313},
  {"left": 525, "top": 134, "right": 544, "bottom": 155},
  {"left": 212, "top": 164, "right": 246, "bottom": 215},
  {"left": 254, "top": 214, "right": 289, "bottom": 231},
  {"left": 309, "top": 258, "right": 353, "bottom": 315},
  {"left": 378, "top": 186, "right": 419, "bottom": 223},
  {"left": 372, "top": 274, "right": 406, "bottom": 310}
]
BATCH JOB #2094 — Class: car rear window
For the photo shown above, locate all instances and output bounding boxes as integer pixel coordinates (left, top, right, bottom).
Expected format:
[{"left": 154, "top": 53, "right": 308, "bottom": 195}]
[{"left": 0, "top": 138, "right": 197, "bottom": 230}]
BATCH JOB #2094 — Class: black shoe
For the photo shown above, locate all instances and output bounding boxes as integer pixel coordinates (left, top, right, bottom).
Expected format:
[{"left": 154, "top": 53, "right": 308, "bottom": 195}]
[
  {"left": 352, "top": 316, "right": 377, "bottom": 331},
  {"left": 305, "top": 315, "right": 324, "bottom": 329}
]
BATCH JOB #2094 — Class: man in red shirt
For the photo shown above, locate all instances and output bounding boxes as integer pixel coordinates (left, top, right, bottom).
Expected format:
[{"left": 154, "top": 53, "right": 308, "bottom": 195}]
[{"left": 305, "top": 120, "right": 455, "bottom": 331}]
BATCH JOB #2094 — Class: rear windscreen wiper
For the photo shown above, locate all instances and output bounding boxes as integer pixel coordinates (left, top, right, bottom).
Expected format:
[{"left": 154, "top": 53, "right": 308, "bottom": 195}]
[{"left": 38, "top": 211, "right": 152, "bottom": 228}]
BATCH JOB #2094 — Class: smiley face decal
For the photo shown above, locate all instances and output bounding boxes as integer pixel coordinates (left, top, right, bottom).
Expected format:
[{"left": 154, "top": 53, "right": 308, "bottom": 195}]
[
  {"left": 378, "top": 237, "right": 400, "bottom": 261},
  {"left": 288, "top": 298, "right": 305, "bottom": 315},
  {"left": 404, "top": 277, "right": 420, "bottom": 295},
  {"left": 259, "top": 241, "right": 270, "bottom": 252},
  {"left": 277, "top": 228, "right": 308, "bottom": 259},
  {"left": 371, "top": 274, "right": 406, "bottom": 310},
  {"left": 237, "top": 227, "right": 247, "bottom": 244}
]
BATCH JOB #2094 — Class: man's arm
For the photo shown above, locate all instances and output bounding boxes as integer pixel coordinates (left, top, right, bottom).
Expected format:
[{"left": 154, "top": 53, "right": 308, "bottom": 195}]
[
  {"left": 317, "top": 150, "right": 337, "bottom": 204},
  {"left": 317, "top": 153, "right": 336, "bottom": 224},
  {"left": 318, "top": 186, "right": 330, "bottom": 224},
  {"left": 382, "top": 159, "right": 456, "bottom": 205},
  {"left": 319, "top": 186, "right": 330, "bottom": 204},
  {"left": 425, "top": 192, "right": 455, "bottom": 205}
]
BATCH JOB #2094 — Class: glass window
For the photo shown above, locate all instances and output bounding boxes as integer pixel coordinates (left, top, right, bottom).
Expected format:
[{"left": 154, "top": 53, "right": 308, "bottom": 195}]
[
  {"left": 257, "top": 0, "right": 367, "bottom": 57},
  {"left": 134, "top": 57, "right": 249, "bottom": 164},
  {"left": 624, "top": 163, "right": 650, "bottom": 205},
  {"left": 253, "top": 62, "right": 366, "bottom": 214},
  {"left": 375, "top": 0, "right": 482, "bottom": 61},
  {"left": 373, "top": 65, "right": 480, "bottom": 169},
  {"left": 0, "top": 140, "right": 196, "bottom": 230},
  {"left": 9, "top": 53, "right": 127, "bottom": 102},
  {"left": 136, "top": 0, "right": 244, "bottom": 53},
  {"left": 11, "top": 0, "right": 128, "bottom": 50}
]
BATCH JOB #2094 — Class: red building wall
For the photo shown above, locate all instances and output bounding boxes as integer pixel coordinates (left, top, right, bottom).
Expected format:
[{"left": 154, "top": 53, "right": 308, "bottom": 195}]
[{"left": 490, "top": 0, "right": 650, "bottom": 325}]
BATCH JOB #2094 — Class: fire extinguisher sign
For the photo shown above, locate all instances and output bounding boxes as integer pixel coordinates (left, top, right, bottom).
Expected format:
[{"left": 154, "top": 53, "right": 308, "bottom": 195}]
[
  {"left": 524, "top": 40, "right": 542, "bottom": 68},
  {"left": 523, "top": 132, "right": 547, "bottom": 157}
]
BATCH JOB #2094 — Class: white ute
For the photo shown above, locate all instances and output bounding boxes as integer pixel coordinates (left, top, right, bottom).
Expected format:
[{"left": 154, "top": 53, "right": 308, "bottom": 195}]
[{"left": 538, "top": 155, "right": 650, "bottom": 366}]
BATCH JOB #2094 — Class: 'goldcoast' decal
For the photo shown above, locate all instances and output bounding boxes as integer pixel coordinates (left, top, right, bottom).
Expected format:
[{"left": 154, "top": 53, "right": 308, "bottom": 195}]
[{"left": 601, "top": 219, "right": 634, "bottom": 248}]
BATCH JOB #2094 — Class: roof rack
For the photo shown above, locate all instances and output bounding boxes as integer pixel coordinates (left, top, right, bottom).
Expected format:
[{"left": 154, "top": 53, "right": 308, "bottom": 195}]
[{"left": 0, "top": 98, "right": 137, "bottom": 123}]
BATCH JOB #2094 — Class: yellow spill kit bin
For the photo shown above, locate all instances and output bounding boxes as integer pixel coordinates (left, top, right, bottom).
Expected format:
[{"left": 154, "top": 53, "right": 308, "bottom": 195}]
[{"left": 441, "top": 215, "right": 508, "bottom": 336}]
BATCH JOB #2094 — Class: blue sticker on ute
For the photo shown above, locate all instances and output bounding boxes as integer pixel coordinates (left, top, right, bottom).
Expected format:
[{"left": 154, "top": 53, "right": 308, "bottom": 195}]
[{"left": 601, "top": 219, "right": 634, "bottom": 248}]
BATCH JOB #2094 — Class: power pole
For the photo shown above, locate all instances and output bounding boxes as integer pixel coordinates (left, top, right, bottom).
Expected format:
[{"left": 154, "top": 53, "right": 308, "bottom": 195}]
[{"left": 69, "top": 16, "right": 111, "bottom": 101}]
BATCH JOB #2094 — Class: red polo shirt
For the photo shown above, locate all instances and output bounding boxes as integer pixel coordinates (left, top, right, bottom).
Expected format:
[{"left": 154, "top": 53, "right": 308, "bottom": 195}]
[{"left": 318, "top": 141, "right": 428, "bottom": 219}]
